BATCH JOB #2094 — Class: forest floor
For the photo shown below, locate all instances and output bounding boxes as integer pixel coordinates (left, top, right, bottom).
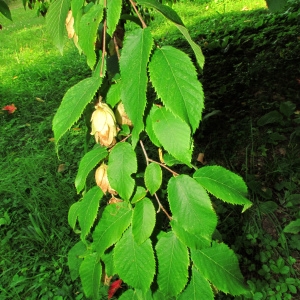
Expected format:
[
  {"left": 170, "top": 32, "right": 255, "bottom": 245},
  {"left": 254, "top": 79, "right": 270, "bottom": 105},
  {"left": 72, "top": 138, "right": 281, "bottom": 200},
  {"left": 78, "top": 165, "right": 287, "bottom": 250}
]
[{"left": 0, "top": 0, "right": 299, "bottom": 299}]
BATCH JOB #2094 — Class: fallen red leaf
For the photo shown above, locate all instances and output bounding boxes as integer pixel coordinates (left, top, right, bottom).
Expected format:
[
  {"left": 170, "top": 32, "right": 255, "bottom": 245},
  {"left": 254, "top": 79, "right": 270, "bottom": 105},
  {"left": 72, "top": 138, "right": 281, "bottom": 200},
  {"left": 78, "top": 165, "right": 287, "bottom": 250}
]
[
  {"left": 2, "top": 104, "right": 17, "bottom": 114},
  {"left": 108, "top": 279, "right": 122, "bottom": 299}
]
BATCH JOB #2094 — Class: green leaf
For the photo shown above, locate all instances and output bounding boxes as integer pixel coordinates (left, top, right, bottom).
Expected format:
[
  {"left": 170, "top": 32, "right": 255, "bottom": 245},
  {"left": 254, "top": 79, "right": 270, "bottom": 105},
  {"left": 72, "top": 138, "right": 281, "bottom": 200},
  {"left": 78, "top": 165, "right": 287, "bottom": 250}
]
[
  {"left": 156, "top": 231, "right": 189, "bottom": 297},
  {"left": 68, "top": 201, "right": 81, "bottom": 230},
  {"left": 114, "top": 226, "right": 155, "bottom": 292},
  {"left": 68, "top": 241, "right": 86, "bottom": 280},
  {"left": 120, "top": 28, "right": 153, "bottom": 146},
  {"left": 257, "top": 110, "right": 283, "bottom": 126},
  {"left": 149, "top": 46, "right": 204, "bottom": 133},
  {"left": 106, "top": 82, "right": 122, "bottom": 108},
  {"left": 288, "top": 284, "right": 297, "bottom": 294},
  {"left": 132, "top": 198, "right": 156, "bottom": 244},
  {"left": 144, "top": 163, "right": 162, "bottom": 195},
  {"left": 79, "top": 4, "right": 103, "bottom": 69},
  {"left": 192, "top": 242, "right": 248, "bottom": 296},
  {"left": 258, "top": 201, "right": 278, "bottom": 214},
  {"left": 78, "top": 186, "right": 103, "bottom": 241},
  {"left": 178, "top": 266, "right": 214, "bottom": 300},
  {"left": 75, "top": 146, "right": 108, "bottom": 193},
  {"left": 280, "top": 101, "right": 296, "bottom": 118},
  {"left": 46, "top": 0, "right": 71, "bottom": 54},
  {"left": 0, "top": 0, "right": 12, "bottom": 21},
  {"left": 101, "top": 248, "right": 114, "bottom": 277},
  {"left": 119, "top": 289, "right": 153, "bottom": 300},
  {"left": 79, "top": 252, "right": 101, "bottom": 299},
  {"left": 108, "top": 142, "right": 137, "bottom": 200},
  {"left": 135, "top": 289, "right": 153, "bottom": 300},
  {"left": 152, "top": 107, "right": 192, "bottom": 166},
  {"left": 107, "top": 0, "right": 122, "bottom": 36},
  {"left": 283, "top": 219, "right": 300, "bottom": 234},
  {"left": 92, "top": 202, "right": 132, "bottom": 256},
  {"left": 163, "top": 153, "right": 182, "bottom": 167},
  {"left": 175, "top": 24, "right": 205, "bottom": 69},
  {"left": 131, "top": 186, "right": 147, "bottom": 204},
  {"left": 168, "top": 175, "right": 217, "bottom": 241},
  {"left": 119, "top": 289, "right": 136, "bottom": 300},
  {"left": 171, "top": 220, "right": 211, "bottom": 250},
  {"left": 152, "top": 290, "right": 167, "bottom": 300},
  {"left": 266, "top": 0, "right": 288, "bottom": 12},
  {"left": 137, "top": 0, "right": 204, "bottom": 68},
  {"left": 137, "top": 0, "right": 184, "bottom": 25},
  {"left": 52, "top": 66, "right": 104, "bottom": 145},
  {"left": 193, "top": 166, "right": 252, "bottom": 210},
  {"left": 145, "top": 105, "right": 161, "bottom": 147}
]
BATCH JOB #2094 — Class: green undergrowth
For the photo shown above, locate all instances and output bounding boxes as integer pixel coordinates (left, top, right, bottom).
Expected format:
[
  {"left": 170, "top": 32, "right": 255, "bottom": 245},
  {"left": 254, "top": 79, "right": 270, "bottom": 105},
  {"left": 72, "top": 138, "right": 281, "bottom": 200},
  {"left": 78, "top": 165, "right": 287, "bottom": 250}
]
[
  {"left": 189, "top": 2, "right": 300, "bottom": 299},
  {"left": 1, "top": 0, "right": 300, "bottom": 299}
]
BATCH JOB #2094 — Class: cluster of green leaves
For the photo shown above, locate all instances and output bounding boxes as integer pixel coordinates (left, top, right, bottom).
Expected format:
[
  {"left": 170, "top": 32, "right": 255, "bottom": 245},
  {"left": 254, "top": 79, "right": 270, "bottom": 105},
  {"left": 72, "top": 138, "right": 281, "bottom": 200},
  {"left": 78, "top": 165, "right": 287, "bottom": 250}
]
[
  {"left": 49, "top": 0, "right": 253, "bottom": 298},
  {"left": 240, "top": 225, "right": 300, "bottom": 300}
]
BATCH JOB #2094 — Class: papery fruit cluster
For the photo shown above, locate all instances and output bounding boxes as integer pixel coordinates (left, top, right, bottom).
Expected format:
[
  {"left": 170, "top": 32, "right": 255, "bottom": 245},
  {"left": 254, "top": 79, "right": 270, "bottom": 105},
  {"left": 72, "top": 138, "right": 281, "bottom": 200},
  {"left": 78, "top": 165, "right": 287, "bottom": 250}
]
[
  {"left": 95, "top": 163, "right": 116, "bottom": 194},
  {"left": 65, "top": 10, "right": 79, "bottom": 46},
  {"left": 115, "top": 101, "right": 132, "bottom": 127},
  {"left": 91, "top": 102, "right": 117, "bottom": 147}
]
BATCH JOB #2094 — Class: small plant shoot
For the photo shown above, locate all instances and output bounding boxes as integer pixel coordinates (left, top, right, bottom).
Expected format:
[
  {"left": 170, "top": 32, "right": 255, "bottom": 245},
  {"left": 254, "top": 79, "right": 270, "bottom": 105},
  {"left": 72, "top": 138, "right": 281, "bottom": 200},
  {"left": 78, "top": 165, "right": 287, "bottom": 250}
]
[{"left": 49, "top": 0, "right": 253, "bottom": 298}]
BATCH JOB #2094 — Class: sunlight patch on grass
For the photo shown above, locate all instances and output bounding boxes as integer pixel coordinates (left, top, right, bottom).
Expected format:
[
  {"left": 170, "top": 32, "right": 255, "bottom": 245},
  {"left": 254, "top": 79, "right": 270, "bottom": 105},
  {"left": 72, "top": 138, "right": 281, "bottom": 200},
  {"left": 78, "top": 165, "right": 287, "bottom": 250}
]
[{"left": 149, "top": 0, "right": 267, "bottom": 41}]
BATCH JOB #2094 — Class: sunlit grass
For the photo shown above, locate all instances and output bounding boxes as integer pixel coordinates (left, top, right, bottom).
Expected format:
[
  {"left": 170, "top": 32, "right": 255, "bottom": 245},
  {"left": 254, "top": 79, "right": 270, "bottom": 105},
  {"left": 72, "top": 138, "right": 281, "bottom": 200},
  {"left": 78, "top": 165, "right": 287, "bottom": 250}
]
[
  {"left": 0, "top": 4, "right": 89, "bottom": 297},
  {"left": 0, "top": 4, "right": 84, "bottom": 85},
  {"left": 149, "top": 0, "right": 267, "bottom": 41}
]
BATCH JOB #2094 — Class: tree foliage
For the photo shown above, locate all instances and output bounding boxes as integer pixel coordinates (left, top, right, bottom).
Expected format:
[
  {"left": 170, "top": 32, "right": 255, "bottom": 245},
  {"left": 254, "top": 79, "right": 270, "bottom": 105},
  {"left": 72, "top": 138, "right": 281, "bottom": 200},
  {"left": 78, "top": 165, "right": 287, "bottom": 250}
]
[{"left": 46, "top": 0, "right": 255, "bottom": 298}]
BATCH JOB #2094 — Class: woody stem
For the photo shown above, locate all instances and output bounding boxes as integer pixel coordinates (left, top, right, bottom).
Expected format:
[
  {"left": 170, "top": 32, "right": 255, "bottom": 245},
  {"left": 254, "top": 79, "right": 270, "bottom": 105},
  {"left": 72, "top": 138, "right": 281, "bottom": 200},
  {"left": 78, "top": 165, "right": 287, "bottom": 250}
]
[
  {"left": 139, "top": 140, "right": 172, "bottom": 220},
  {"left": 129, "top": 0, "right": 147, "bottom": 29},
  {"left": 100, "top": 0, "right": 107, "bottom": 77}
]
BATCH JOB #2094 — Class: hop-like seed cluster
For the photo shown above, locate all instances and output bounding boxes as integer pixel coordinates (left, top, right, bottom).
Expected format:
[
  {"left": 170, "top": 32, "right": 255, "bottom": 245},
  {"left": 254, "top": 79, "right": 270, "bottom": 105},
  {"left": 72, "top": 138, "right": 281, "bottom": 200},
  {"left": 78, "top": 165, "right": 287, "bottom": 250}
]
[
  {"left": 91, "top": 103, "right": 117, "bottom": 147},
  {"left": 65, "top": 10, "right": 79, "bottom": 47},
  {"left": 65, "top": 10, "right": 75, "bottom": 39},
  {"left": 115, "top": 102, "right": 133, "bottom": 127},
  {"left": 95, "top": 163, "right": 117, "bottom": 194}
]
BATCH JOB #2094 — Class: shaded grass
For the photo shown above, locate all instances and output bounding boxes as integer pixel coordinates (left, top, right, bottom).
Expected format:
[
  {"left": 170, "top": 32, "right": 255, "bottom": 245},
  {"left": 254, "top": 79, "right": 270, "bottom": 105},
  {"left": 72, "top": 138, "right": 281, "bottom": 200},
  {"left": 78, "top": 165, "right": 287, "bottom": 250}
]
[{"left": 0, "top": 3, "right": 90, "bottom": 299}]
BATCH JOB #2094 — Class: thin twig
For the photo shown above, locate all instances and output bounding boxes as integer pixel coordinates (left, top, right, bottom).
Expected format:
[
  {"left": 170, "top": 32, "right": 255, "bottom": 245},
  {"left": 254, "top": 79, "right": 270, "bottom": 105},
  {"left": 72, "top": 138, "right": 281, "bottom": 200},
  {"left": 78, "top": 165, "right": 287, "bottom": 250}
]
[
  {"left": 129, "top": 0, "right": 147, "bottom": 29},
  {"left": 139, "top": 140, "right": 173, "bottom": 220},
  {"left": 108, "top": 134, "right": 132, "bottom": 152},
  {"left": 154, "top": 193, "right": 172, "bottom": 220},
  {"left": 100, "top": 18, "right": 107, "bottom": 77},
  {"left": 148, "top": 158, "right": 179, "bottom": 177},
  {"left": 119, "top": 134, "right": 132, "bottom": 143},
  {"left": 113, "top": 35, "right": 120, "bottom": 60},
  {"left": 139, "top": 140, "right": 149, "bottom": 166},
  {"left": 139, "top": 140, "right": 179, "bottom": 176}
]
